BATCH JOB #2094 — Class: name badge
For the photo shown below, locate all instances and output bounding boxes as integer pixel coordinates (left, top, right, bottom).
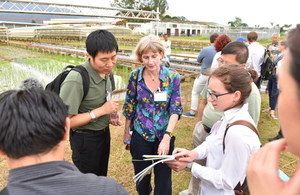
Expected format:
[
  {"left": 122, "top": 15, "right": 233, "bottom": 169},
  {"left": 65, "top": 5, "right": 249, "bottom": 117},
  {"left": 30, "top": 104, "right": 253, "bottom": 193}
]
[{"left": 154, "top": 91, "right": 167, "bottom": 102}]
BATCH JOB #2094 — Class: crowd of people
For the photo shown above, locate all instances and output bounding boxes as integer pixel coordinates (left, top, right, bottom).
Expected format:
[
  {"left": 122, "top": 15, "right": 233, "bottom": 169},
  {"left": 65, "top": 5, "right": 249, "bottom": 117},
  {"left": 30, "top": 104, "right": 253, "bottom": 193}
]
[{"left": 1, "top": 25, "right": 299, "bottom": 195}]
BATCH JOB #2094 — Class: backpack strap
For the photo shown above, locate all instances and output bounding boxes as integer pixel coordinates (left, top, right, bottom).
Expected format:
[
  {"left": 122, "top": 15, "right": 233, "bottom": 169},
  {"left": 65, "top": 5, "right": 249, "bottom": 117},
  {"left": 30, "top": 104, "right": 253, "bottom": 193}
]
[
  {"left": 70, "top": 65, "right": 90, "bottom": 101},
  {"left": 223, "top": 120, "right": 259, "bottom": 194},
  {"left": 223, "top": 120, "right": 259, "bottom": 153}
]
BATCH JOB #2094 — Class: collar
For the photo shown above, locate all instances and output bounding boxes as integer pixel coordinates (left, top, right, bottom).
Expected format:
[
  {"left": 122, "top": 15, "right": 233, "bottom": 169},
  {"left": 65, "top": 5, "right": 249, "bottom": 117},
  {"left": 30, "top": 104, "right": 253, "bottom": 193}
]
[
  {"left": 8, "top": 161, "right": 77, "bottom": 183},
  {"left": 223, "top": 103, "right": 249, "bottom": 123},
  {"left": 249, "top": 42, "right": 259, "bottom": 45},
  {"left": 138, "top": 65, "right": 166, "bottom": 82}
]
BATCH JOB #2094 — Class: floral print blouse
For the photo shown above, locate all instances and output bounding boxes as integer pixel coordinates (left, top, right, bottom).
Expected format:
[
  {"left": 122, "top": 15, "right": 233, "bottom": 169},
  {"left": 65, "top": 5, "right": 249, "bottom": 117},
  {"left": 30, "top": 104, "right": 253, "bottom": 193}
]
[{"left": 122, "top": 66, "right": 182, "bottom": 142}]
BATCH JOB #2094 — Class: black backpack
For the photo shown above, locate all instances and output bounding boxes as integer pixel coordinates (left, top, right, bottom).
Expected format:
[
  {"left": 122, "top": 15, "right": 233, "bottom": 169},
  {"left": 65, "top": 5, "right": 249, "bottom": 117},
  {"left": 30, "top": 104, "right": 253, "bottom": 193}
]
[
  {"left": 260, "top": 49, "right": 275, "bottom": 81},
  {"left": 45, "top": 65, "right": 90, "bottom": 100}
]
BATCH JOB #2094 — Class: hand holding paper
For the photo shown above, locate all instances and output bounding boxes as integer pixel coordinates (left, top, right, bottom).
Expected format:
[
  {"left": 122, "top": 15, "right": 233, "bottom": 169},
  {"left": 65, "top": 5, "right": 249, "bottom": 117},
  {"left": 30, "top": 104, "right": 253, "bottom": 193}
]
[{"left": 133, "top": 155, "right": 175, "bottom": 183}]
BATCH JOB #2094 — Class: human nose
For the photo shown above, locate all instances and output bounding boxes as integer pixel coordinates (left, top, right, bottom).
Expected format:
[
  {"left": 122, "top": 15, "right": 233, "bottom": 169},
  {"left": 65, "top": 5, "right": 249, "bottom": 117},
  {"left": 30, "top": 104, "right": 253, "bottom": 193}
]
[
  {"left": 207, "top": 95, "right": 214, "bottom": 102},
  {"left": 106, "top": 57, "right": 117, "bottom": 67}
]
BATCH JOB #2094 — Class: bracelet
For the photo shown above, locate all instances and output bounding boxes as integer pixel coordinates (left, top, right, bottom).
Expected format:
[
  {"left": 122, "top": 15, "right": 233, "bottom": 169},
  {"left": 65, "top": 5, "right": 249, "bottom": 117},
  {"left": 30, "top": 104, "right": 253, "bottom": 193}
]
[{"left": 88, "top": 110, "right": 97, "bottom": 122}]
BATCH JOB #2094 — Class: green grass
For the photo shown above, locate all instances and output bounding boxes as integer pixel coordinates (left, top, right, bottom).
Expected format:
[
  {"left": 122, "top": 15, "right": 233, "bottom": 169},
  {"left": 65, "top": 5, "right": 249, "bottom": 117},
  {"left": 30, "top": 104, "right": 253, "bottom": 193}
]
[{"left": 0, "top": 45, "right": 132, "bottom": 92}]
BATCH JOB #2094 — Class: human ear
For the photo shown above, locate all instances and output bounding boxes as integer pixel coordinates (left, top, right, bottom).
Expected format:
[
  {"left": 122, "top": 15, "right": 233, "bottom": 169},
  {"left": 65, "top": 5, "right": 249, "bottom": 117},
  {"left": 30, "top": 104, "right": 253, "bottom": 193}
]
[
  {"left": 233, "top": 91, "right": 242, "bottom": 102},
  {"left": 0, "top": 150, "right": 5, "bottom": 156}
]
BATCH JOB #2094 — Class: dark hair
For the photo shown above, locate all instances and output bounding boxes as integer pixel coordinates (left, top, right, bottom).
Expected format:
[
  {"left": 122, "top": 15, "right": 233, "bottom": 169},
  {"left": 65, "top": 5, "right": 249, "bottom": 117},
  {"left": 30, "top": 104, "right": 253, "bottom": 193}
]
[
  {"left": 0, "top": 89, "right": 68, "bottom": 159},
  {"left": 19, "top": 77, "right": 44, "bottom": 90},
  {"left": 210, "top": 33, "right": 219, "bottom": 43},
  {"left": 287, "top": 24, "right": 300, "bottom": 92},
  {"left": 247, "top": 31, "right": 258, "bottom": 42},
  {"left": 221, "top": 41, "right": 249, "bottom": 64},
  {"left": 214, "top": 34, "right": 232, "bottom": 52},
  {"left": 210, "top": 64, "right": 256, "bottom": 106},
  {"left": 86, "top": 30, "right": 119, "bottom": 59}
]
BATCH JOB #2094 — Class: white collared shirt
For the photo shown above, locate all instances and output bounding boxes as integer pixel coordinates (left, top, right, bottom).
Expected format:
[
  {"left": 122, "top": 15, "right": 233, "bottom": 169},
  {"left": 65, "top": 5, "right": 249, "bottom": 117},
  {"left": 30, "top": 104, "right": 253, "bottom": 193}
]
[
  {"left": 161, "top": 40, "right": 171, "bottom": 55},
  {"left": 246, "top": 42, "right": 265, "bottom": 77},
  {"left": 191, "top": 103, "right": 261, "bottom": 195}
]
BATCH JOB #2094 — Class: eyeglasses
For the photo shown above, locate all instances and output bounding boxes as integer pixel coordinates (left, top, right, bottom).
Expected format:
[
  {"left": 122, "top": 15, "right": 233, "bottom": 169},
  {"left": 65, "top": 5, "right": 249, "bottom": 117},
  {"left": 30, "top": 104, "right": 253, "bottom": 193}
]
[
  {"left": 217, "top": 57, "right": 231, "bottom": 65},
  {"left": 207, "top": 88, "right": 234, "bottom": 101}
]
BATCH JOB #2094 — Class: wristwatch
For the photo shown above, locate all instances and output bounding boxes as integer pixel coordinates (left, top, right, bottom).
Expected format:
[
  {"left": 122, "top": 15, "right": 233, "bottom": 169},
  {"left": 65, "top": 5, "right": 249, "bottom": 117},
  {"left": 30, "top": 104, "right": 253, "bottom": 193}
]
[
  {"left": 88, "top": 110, "right": 97, "bottom": 122},
  {"left": 164, "top": 131, "right": 173, "bottom": 137}
]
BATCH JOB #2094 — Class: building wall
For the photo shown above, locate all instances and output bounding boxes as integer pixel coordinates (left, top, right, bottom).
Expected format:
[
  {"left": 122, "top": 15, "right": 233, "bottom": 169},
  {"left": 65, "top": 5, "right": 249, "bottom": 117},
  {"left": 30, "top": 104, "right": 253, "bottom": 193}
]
[{"left": 128, "top": 21, "right": 280, "bottom": 40}]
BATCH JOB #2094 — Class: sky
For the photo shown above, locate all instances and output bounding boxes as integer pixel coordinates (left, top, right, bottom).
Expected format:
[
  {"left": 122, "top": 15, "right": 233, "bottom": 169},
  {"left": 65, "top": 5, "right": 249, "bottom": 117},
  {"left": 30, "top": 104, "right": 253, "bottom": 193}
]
[{"left": 46, "top": 0, "right": 299, "bottom": 28}]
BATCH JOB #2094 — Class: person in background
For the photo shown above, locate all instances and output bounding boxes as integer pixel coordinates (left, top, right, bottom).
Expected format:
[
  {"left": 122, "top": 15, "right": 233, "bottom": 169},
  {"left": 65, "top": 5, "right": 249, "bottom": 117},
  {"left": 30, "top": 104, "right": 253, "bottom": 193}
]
[
  {"left": 0, "top": 89, "right": 128, "bottom": 195},
  {"left": 236, "top": 37, "right": 247, "bottom": 42},
  {"left": 247, "top": 24, "right": 300, "bottom": 195},
  {"left": 209, "top": 34, "right": 232, "bottom": 70},
  {"left": 268, "top": 52, "right": 285, "bottom": 142},
  {"left": 246, "top": 31, "right": 265, "bottom": 89},
  {"left": 183, "top": 41, "right": 261, "bottom": 195},
  {"left": 161, "top": 34, "right": 172, "bottom": 62},
  {"left": 264, "top": 33, "right": 281, "bottom": 94},
  {"left": 266, "top": 40, "right": 287, "bottom": 120},
  {"left": 266, "top": 33, "right": 281, "bottom": 58},
  {"left": 182, "top": 33, "right": 219, "bottom": 118},
  {"left": 59, "top": 30, "right": 121, "bottom": 176},
  {"left": 167, "top": 64, "right": 261, "bottom": 195},
  {"left": 122, "top": 34, "right": 182, "bottom": 195}
]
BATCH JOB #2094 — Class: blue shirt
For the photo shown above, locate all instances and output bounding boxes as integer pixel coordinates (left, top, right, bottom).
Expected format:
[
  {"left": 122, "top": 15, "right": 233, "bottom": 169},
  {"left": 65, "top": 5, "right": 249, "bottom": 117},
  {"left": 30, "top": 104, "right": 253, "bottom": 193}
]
[
  {"left": 197, "top": 45, "right": 217, "bottom": 75},
  {"left": 122, "top": 66, "right": 182, "bottom": 142}
]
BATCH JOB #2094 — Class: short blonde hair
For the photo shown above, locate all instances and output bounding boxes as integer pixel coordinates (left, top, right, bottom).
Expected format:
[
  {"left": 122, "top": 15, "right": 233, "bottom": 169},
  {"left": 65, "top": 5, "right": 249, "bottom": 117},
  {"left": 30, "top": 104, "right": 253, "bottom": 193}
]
[{"left": 132, "top": 34, "right": 165, "bottom": 63}]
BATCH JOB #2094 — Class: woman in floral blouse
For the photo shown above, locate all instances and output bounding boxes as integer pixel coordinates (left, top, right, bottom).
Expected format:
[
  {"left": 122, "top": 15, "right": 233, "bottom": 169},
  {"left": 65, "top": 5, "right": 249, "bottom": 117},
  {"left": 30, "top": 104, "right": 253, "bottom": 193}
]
[{"left": 122, "top": 34, "right": 182, "bottom": 195}]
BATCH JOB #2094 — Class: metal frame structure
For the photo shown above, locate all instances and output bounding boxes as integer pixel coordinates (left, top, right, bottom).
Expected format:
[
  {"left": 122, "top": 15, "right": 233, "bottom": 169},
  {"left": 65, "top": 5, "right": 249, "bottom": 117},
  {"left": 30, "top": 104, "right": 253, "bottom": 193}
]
[{"left": 0, "top": 0, "right": 160, "bottom": 21}]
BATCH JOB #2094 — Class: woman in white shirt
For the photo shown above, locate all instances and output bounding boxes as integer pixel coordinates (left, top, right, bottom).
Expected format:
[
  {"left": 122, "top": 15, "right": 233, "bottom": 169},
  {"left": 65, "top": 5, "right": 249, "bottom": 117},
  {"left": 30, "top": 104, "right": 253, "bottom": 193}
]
[{"left": 167, "top": 64, "right": 261, "bottom": 195}]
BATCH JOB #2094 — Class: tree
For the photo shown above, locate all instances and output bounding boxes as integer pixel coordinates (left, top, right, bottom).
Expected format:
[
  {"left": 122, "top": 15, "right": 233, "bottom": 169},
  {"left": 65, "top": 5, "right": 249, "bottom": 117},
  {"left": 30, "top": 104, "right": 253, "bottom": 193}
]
[
  {"left": 227, "top": 17, "right": 248, "bottom": 27},
  {"left": 280, "top": 24, "right": 292, "bottom": 33},
  {"left": 111, "top": 0, "right": 169, "bottom": 19}
]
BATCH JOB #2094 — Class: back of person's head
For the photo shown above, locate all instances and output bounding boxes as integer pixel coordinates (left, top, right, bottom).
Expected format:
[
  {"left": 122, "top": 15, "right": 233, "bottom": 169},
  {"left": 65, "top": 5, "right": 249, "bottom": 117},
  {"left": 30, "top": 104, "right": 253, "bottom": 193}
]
[
  {"left": 86, "top": 30, "right": 119, "bottom": 59},
  {"left": 0, "top": 89, "right": 68, "bottom": 159},
  {"left": 19, "top": 77, "right": 44, "bottom": 90},
  {"left": 214, "top": 34, "right": 232, "bottom": 52},
  {"left": 287, "top": 24, "right": 300, "bottom": 90},
  {"left": 247, "top": 31, "right": 258, "bottom": 42},
  {"left": 210, "top": 33, "right": 219, "bottom": 43},
  {"left": 210, "top": 64, "right": 256, "bottom": 105},
  {"left": 133, "top": 34, "right": 165, "bottom": 63},
  {"left": 221, "top": 41, "right": 249, "bottom": 64},
  {"left": 279, "top": 40, "right": 287, "bottom": 49}
]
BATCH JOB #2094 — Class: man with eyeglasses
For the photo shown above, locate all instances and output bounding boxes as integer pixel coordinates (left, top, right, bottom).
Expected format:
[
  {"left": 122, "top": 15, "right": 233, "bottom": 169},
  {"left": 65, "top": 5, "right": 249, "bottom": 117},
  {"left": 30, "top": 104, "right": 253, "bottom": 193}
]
[
  {"left": 185, "top": 41, "right": 261, "bottom": 195},
  {"left": 59, "top": 30, "right": 122, "bottom": 177}
]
